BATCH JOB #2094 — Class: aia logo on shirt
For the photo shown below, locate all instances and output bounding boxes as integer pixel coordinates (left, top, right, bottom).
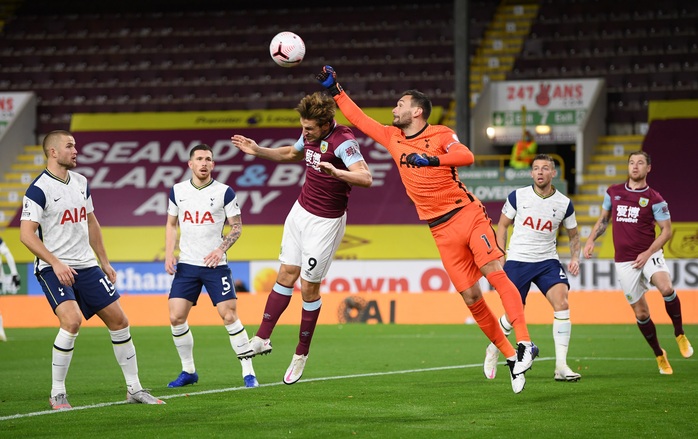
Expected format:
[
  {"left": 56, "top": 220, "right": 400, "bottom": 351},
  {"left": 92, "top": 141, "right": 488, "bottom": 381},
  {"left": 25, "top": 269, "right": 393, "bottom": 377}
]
[
  {"left": 183, "top": 211, "right": 214, "bottom": 224},
  {"left": 522, "top": 216, "right": 553, "bottom": 232},
  {"left": 60, "top": 207, "right": 87, "bottom": 224}
]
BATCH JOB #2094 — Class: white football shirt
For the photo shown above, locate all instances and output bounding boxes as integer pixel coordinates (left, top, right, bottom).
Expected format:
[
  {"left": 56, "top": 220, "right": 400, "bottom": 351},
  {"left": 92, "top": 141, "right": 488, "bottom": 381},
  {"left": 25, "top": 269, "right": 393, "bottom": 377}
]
[
  {"left": 168, "top": 179, "right": 241, "bottom": 266},
  {"left": 21, "top": 170, "right": 98, "bottom": 271},
  {"left": 501, "top": 185, "right": 577, "bottom": 262}
]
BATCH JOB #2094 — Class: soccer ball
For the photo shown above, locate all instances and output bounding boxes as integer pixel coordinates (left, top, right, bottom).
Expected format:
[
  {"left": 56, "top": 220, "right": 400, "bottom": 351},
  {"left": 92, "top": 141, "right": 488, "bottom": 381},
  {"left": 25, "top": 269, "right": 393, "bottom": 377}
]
[{"left": 269, "top": 31, "right": 305, "bottom": 68}]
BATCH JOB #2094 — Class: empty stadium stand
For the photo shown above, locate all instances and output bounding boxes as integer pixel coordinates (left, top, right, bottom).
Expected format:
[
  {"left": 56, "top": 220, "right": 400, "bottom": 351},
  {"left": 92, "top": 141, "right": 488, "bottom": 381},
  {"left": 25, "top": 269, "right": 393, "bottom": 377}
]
[
  {"left": 512, "top": 0, "right": 698, "bottom": 134},
  {"left": 1, "top": 0, "right": 696, "bottom": 137},
  {"left": 1, "top": 0, "right": 486, "bottom": 135}
]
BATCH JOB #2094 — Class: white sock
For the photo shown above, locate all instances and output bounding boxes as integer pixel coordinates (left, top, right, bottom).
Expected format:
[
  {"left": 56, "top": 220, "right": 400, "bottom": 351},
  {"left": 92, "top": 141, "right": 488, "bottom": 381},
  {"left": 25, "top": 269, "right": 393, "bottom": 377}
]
[
  {"left": 226, "top": 320, "right": 255, "bottom": 377},
  {"left": 240, "top": 358, "right": 255, "bottom": 377},
  {"left": 172, "top": 322, "right": 195, "bottom": 373},
  {"left": 51, "top": 328, "right": 78, "bottom": 397},
  {"left": 553, "top": 310, "right": 572, "bottom": 369},
  {"left": 499, "top": 315, "right": 513, "bottom": 336},
  {"left": 110, "top": 326, "right": 142, "bottom": 393}
]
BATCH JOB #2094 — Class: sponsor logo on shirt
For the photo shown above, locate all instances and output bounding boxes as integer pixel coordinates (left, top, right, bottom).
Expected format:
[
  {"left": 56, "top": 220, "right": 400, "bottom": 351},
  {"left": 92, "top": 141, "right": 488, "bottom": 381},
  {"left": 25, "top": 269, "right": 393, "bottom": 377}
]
[
  {"left": 182, "top": 211, "right": 215, "bottom": 224},
  {"left": 60, "top": 207, "right": 87, "bottom": 224},
  {"left": 615, "top": 204, "right": 640, "bottom": 223}
]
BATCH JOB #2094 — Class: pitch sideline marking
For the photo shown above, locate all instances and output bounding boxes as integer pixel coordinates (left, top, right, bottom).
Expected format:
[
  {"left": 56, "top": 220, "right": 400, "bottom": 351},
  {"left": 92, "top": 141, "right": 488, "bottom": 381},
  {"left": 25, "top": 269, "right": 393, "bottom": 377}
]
[{"left": 0, "top": 356, "right": 660, "bottom": 421}]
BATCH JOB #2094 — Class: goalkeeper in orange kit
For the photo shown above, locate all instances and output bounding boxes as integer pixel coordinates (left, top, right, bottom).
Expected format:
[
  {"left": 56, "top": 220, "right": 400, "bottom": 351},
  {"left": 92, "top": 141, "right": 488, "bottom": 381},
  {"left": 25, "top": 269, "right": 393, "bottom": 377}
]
[{"left": 317, "top": 65, "right": 538, "bottom": 393}]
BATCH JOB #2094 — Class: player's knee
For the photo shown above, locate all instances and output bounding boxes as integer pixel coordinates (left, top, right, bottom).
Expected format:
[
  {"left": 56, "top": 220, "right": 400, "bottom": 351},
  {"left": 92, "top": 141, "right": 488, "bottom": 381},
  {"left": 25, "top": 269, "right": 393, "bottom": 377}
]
[
  {"left": 62, "top": 321, "right": 81, "bottom": 334},
  {"left": 169, "top": 313, "right": 187, "bottom": 326}
]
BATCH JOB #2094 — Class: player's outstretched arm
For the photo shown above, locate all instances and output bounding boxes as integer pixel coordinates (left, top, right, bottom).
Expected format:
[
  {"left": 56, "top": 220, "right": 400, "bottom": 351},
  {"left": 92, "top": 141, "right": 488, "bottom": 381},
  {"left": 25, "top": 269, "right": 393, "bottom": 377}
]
[
  {"left": 318, "top": 160, "right": 372, "bottom": 188},
  {"left": 231, "top": 135, "right": 302, "bottom": 162},
  {"left": 316, "top": 65, "right": 343, "bottom": 96},
  {"left": 315, "top": 65, "right": 392, "bottom": 148},
  {"left": 405, "top": 143, "right": 475, "bottom": 168}
]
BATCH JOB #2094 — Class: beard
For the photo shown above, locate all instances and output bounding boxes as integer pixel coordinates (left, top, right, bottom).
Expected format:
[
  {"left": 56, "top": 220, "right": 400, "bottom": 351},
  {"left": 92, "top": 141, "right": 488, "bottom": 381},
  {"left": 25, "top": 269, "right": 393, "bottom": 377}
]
[
  {"left": 392, "top": 116, "right": 409, "bottom": 129},
  {"left": 628, "top": 172, "right": 646, "bottom": 183},
  {"left": 57, "top": 157, "right": 76, "bottom": 169}
]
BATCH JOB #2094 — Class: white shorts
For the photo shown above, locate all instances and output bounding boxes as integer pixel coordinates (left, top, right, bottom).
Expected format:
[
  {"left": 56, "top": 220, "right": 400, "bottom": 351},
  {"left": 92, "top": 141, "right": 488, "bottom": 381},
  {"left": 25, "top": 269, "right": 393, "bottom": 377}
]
[
  {"left": 279, "top": 201, "right": 346, "bottom": 283},
  {"left": 615, "top": 250, "right": 670, "bottom": 305}
]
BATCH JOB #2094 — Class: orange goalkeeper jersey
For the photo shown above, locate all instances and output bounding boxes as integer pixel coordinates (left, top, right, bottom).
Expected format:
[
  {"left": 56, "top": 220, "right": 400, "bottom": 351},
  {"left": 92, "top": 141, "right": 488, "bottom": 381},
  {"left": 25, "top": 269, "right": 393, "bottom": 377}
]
[{"left": 336, "top": 93, "right": 476, "bottom": 221}]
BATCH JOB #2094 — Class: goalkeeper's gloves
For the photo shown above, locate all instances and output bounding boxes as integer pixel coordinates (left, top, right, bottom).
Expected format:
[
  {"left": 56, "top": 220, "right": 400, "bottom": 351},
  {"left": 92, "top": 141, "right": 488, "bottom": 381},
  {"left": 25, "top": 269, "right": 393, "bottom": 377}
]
[
  {"left": 406, "top": 153, "right": 440, "bottom": 167},
  {"left": 11, "top": 274, "right": 20, "bottom": 288},
  {"left": 316, "top": 65, "right": 344, "bottom": 96}
]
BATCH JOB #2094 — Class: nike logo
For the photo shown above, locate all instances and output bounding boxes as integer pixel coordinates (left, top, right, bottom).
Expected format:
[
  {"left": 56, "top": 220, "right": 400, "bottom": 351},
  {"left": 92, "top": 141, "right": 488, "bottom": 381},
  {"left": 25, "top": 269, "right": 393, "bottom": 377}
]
[
  {"left": 126, "top": 354, "right": 135, "bottom": 360},
  {"left": 53, "top": 198, "right": 61, "bottom": 202},
  {"left": 222, "top": 288, "right": 231, "bottom": 296},
  {"left": 179, "top": 199, "right": 186, "bottom": 202},
  {"left": 109, "top": 289, "right": 115, "bottom": 296}
]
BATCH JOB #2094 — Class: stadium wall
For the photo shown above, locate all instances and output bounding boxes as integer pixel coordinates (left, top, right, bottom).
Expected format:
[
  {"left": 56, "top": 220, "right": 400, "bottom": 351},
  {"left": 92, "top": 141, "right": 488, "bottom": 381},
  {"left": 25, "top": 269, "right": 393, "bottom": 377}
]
[
  {"left": 1, "top": 290, "right": 697, "bottom": 328},
  {"left": 643, "top": 109, "right": 698, "bottom": 222}
]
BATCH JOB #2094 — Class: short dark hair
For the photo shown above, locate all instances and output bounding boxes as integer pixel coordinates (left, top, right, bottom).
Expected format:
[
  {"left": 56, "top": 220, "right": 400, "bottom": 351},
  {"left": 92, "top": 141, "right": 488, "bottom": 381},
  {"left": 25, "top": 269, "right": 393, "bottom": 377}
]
[
  {"left": 42, "top": 129, "right": 72, "bottom": 157},
  {"left": 296, "top": 92, "right": 336, "bottom": 127},
  {"left": 532, "top": 154, "right": 555, "bottom": 168},
  {"left": 189, "top": 144, "right": 213, "bottom": 158},
  {"left": 401, "top": 89, "right": 432, "bottom": 121},
  {"left": 628, "top": 150, "right": 651, "bottom": 165}
]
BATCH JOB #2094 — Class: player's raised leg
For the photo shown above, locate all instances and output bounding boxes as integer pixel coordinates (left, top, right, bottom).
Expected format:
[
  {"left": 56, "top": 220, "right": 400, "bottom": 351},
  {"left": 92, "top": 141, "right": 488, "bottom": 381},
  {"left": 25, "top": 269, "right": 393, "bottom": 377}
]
[
  {"left": 251, "top": 282, "right": 295, "bottom": 355},
  {"left": 483, "top": 315, "right": 511, "bottom": 379}
]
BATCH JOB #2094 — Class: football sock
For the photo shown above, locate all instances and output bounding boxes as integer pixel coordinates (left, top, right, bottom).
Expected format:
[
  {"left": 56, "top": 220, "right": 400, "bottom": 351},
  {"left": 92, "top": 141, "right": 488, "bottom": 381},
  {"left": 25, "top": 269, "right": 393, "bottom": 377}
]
[
  {"left": 110, "top": 326, "right": 143, "bottom": 394},
  {"left": 51, "top": 328, "right": 77, "bottom": 397},
  {"left": 172, "top": 322, "right": 195, "bottom": 373},
  {"left": 297, "top": 299, "right": 321, "bottom": 356},
  {"left": 499, "top": 315, "right": 513, "bottom": 336},
  {"left": 468, "top": 297, "right": 516, "bottom": 358},
  {"left": 637, "top": 317, "right": 663, "bottom": 357},
  {"left": 240, "top": 358, "right": 256, "bottom": 378},
  {"left": 226, "top": 319, "right": 255, "bottom": 377},
  {"left": 486, "top": 270, "right": 530, "bottom": 342},
  {"left": 256, "top": 284, "right": 293, "bottom": 339},
  {"left": 486, "top": 315, "right": 513, "bottom": 355},
  {"left": 663, "top": 291, "right": 685, "bottom": 337},
  {"left": 553, "top": 310, "right": 572, "bottom": 369}
]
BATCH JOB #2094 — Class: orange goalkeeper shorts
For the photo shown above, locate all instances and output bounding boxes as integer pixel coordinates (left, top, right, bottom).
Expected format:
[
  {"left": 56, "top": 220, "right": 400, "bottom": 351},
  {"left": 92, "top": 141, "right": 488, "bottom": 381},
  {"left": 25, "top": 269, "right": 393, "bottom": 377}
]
[{"left": 429, "top": 202, "right": 504, "bottom": 292}]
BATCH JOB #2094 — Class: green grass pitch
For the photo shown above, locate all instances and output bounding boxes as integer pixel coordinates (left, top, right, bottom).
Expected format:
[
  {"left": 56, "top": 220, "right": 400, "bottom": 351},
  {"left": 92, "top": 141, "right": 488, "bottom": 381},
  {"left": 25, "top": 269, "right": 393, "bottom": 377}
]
[{"left": 1, "top": 323, "right": 696, "bottom": 438}]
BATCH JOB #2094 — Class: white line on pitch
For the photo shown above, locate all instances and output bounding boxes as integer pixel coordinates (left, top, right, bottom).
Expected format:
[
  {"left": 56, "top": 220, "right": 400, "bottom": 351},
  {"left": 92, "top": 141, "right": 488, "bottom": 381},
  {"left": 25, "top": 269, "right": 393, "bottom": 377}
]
[{"left": 0, "top": 356, "right": 664, "bottom": 422}]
